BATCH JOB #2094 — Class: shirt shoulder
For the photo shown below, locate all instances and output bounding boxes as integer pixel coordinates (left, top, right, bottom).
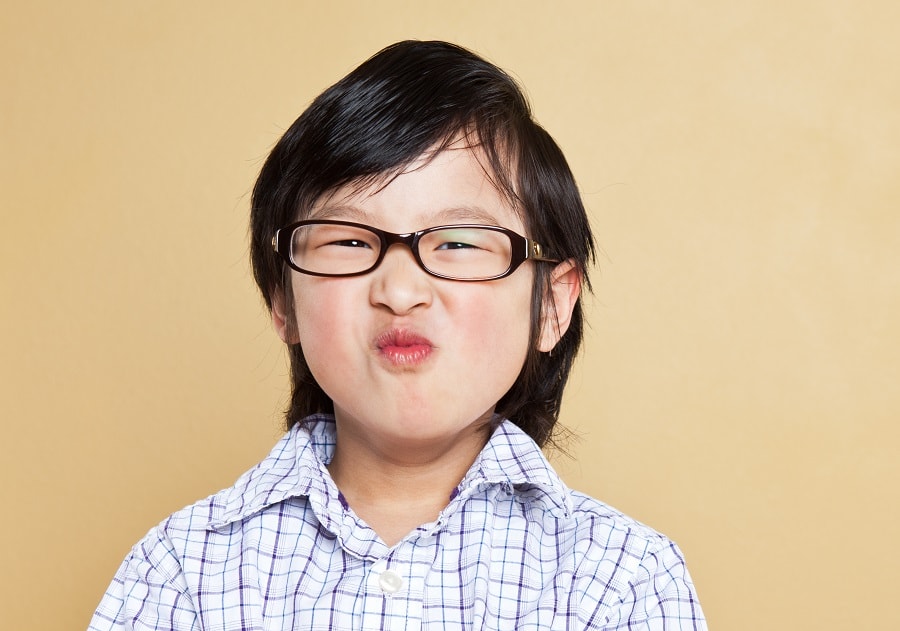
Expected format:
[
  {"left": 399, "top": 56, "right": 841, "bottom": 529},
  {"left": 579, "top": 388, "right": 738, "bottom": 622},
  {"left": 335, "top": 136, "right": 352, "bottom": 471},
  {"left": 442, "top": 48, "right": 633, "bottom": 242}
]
[
  {"left": 555, "top": 490, "right": 705, "bottom": 629},
  {"left": 479, "top": 422, "right": 705, "bottom": 628},
  {"left": 89, "top": 421, "right": 337, "bottom": 630}
]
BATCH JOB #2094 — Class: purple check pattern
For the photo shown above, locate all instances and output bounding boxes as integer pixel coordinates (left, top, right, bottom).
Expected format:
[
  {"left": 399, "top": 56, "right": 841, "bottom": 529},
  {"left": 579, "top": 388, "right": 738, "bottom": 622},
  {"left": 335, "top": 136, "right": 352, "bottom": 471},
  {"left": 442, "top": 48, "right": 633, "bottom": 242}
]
[{"left": 90, "top": 415, "right": 706, "bottom": 630}]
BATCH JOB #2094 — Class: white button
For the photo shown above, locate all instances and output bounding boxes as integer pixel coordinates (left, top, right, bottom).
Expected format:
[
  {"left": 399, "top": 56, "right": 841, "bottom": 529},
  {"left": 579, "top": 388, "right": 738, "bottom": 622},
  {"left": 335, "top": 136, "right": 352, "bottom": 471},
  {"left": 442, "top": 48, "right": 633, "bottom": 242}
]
[{"left": 378, "top": 569, "right": 404, "bottom": 594}]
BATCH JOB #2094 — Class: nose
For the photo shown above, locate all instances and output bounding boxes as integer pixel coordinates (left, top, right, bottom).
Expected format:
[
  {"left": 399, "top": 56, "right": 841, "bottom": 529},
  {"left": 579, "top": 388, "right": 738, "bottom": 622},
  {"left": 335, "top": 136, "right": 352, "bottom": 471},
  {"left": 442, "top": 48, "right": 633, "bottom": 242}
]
[{"left": 368, "top": 243, "right": 434, "bottom": 315}]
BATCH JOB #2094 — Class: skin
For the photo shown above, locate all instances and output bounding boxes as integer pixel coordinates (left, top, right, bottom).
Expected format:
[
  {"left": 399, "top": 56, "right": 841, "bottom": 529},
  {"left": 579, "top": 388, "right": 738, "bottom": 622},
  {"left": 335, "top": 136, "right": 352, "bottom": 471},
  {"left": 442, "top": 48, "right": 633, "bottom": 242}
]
[{"left": 273, "top": 143, "right": 581, "bottom": 546}]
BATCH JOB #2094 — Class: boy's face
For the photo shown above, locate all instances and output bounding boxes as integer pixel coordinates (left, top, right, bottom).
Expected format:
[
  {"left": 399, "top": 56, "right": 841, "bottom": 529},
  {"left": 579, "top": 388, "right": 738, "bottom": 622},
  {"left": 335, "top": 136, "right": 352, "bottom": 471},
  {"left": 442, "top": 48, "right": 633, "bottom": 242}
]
[{"left": 276, "top": 144, "right": 536, "bottom": 455}]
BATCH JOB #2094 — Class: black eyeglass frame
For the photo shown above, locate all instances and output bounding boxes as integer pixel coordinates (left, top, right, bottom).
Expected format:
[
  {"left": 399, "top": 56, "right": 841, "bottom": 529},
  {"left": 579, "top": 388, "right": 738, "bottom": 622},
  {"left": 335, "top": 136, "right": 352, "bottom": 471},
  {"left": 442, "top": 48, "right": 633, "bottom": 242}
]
[{"left": 272, "top": 219, "right": 559, "bottom": 281}]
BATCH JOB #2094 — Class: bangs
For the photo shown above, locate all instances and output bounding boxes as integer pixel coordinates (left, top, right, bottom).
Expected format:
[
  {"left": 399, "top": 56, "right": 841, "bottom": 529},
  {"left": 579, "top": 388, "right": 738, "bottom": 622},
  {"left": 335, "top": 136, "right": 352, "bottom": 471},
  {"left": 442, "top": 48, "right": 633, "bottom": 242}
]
[{"left": 310, "top": 125, "right": 523, "bottom": 224}]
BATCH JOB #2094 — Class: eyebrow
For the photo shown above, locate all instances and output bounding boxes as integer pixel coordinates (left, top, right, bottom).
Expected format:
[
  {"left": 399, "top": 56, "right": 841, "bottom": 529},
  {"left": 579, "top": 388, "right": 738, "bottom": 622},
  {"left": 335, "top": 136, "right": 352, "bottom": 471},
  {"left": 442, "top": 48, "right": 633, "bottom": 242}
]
[
  {"left": 431, "top": 206, "right": 503, "bottom": 225},
  {"left": 309, "top": 205, "right": 505, "bottom": 227},
  {"left": 308, "top": 205, "right": 370, "bottom": 222}
]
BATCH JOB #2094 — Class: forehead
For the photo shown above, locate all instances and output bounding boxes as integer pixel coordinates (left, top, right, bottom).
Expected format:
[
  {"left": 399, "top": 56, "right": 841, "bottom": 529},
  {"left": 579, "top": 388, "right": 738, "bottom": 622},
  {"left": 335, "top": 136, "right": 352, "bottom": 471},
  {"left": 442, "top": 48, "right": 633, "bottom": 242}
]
[{"left": 310, "top": 144, "right": 526, "bottom": 232}]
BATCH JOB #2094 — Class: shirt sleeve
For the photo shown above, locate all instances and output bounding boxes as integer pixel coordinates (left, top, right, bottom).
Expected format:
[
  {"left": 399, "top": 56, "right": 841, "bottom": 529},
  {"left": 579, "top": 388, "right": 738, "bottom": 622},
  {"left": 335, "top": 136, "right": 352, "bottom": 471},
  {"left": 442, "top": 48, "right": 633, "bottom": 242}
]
[
  {"left": 88, "top": 527, "right": 200, "bottom": 631},
  {"left": 601, "top": 539, "right": 707, "bottom": 630}
]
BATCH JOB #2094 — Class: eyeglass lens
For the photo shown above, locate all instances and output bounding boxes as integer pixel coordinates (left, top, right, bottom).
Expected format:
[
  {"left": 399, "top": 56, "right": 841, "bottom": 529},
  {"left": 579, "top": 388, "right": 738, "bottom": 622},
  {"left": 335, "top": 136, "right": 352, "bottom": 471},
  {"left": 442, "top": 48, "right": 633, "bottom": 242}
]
[{"left": 289, "top": 223, "right": 514, "bottom": 280}]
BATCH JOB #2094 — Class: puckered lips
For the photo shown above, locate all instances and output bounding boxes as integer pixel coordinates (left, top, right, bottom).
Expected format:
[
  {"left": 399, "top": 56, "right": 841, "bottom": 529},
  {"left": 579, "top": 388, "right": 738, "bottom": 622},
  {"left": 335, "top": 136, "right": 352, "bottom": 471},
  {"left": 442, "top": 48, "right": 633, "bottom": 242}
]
[{"left": 374, "top": 328, "right": 434, "bottom": 367}]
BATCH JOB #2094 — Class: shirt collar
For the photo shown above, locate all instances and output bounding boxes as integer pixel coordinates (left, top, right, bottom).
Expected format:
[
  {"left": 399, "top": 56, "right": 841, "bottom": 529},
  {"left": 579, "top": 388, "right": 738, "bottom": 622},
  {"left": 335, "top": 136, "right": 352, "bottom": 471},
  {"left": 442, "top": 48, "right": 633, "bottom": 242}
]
[
  {"left": 455, "top": 419, "right": 573, "bottom": 518},
  {"left": 208, "top": 414, "right": 572, "bottom": 530},
  {"left": 209, "top": 414, "right": 339, "bottom": 530}
]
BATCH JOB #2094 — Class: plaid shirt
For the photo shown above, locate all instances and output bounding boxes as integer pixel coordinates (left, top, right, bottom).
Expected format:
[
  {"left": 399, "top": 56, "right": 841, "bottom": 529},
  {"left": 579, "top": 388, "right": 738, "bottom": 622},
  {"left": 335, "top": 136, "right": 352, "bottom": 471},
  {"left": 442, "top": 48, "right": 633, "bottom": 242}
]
[{"left": 90, "top": 415, "right": 706, "bottom": 630}]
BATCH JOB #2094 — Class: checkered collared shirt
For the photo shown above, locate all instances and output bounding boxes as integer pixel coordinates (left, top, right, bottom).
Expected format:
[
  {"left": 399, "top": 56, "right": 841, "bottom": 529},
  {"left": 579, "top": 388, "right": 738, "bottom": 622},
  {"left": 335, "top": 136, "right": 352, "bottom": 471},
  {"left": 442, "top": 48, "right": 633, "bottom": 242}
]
[{"left": 90, "top": 415, "right": 706, "bottom": 630}]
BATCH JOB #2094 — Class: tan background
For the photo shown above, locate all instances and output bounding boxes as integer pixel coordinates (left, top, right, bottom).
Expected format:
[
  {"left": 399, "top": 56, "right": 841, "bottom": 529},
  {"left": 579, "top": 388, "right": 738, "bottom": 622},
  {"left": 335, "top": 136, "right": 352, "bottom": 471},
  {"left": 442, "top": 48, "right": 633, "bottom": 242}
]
[{"left": 2, "top": 2, "right": 898, "bottom": 629}]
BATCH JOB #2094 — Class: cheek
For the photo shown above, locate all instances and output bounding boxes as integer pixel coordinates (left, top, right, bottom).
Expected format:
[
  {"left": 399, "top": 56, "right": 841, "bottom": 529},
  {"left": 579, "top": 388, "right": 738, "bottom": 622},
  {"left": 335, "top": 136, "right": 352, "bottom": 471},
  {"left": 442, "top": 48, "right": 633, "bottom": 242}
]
[
  {"left": 460, "top": 279, "right": 534, "bottom": 369},
  {"left": 290, "top": 280, "right": 358, "bottom": 361}
]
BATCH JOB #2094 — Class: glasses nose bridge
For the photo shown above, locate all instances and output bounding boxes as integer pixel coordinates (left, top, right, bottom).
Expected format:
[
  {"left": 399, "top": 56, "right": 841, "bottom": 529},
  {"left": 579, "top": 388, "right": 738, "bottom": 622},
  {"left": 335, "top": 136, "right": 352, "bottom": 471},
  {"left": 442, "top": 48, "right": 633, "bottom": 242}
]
[
  {"left": 381, "top": 229, "right": 420, "bottom": 252},
  {"left": 378, "top": 229, "right": 427, "bottom": 271}
]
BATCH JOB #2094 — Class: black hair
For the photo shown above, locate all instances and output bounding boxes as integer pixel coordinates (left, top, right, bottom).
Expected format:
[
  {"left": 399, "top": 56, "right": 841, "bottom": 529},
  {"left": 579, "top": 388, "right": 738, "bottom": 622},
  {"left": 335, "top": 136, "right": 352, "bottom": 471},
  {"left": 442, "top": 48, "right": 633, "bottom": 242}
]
[{"left": 250, "top": 40, "right": 594, "bottom": 448}]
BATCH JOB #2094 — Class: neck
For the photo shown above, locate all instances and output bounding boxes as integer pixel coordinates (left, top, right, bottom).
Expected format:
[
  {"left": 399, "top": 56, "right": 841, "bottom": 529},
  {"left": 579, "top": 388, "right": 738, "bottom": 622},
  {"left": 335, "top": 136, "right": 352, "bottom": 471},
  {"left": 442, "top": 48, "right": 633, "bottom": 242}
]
[{"left": 327, "top": 420, "right": 491, "bottom": 547}]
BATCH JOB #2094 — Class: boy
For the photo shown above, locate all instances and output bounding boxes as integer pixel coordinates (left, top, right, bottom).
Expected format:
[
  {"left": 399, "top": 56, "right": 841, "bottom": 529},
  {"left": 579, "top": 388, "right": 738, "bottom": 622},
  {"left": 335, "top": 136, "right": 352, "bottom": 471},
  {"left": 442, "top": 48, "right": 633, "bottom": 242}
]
[{"left": 90, "top": 40, "right": 706, "bottom": 629}]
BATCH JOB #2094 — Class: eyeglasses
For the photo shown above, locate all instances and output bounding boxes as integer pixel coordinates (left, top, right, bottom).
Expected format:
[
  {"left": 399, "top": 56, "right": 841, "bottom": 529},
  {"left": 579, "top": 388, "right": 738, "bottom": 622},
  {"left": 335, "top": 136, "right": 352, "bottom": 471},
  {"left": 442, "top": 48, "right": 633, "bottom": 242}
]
[{"left": 272, "top": 220, "right": 558, "bottom": 281}]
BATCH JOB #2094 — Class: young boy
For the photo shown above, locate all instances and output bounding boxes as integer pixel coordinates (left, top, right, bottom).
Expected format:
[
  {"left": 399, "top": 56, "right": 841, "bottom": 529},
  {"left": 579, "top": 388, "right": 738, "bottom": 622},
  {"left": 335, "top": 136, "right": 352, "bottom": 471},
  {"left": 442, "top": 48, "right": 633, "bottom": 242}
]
[{"left": 90, "top": 40, "right": 706, "bottom": 630}]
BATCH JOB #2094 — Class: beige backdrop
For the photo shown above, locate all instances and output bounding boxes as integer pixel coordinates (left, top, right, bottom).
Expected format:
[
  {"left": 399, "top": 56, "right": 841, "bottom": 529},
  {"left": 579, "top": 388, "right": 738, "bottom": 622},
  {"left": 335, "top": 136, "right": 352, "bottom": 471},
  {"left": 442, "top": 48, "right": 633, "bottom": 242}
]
[{"left": 2, "top": 2, "right": 898, "bottom": 629}]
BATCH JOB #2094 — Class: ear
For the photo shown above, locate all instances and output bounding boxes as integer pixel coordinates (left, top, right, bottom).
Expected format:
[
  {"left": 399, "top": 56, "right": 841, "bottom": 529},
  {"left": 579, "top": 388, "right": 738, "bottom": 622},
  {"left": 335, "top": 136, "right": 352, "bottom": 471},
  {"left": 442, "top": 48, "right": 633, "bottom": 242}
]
[
  {"left": 537, "top": 259, "right": 582, "bottom": 353},
  {"left": 271, "top": 288, "right": 292, "bottom": 343}
]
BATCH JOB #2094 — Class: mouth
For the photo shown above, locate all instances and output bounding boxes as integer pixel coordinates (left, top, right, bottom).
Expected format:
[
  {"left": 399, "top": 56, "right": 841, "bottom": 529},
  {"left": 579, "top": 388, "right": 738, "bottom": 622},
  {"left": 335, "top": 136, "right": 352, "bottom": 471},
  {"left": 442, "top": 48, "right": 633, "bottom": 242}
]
[{"left": 374, "top": 328, "right": 434, "bottom": 367}]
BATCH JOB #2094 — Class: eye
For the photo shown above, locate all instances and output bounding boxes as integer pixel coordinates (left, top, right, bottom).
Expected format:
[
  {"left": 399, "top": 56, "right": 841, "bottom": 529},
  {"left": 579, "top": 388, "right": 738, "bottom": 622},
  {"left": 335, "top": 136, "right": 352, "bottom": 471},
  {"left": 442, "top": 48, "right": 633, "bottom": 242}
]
[
  {"left": 329, "top": 238, "right": 372, "bottom": 249},
  {"left": 308, "top": 225, "right": 379, "bottom": 250},
  {"left": 436, "top": 240, "right": 480, "bottom": 250},
  {"left": 428, "top": 228, "right": 495, "bottom": 253}
]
